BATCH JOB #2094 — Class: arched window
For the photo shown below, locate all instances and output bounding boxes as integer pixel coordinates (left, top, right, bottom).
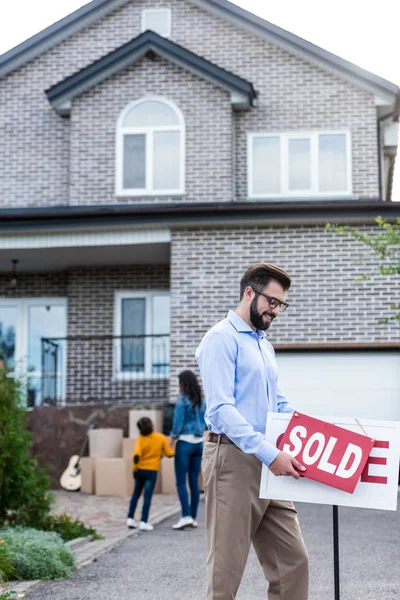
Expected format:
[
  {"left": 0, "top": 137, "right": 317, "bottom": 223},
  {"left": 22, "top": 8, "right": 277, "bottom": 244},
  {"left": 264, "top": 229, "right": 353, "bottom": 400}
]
[{"left": 116, "top": 97, "right": 185, "bottom": 195}]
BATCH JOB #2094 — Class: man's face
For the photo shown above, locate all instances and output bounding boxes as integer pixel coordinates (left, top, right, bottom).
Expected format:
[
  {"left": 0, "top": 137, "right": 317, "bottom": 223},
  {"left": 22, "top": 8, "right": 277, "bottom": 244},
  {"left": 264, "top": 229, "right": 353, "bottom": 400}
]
[{"left": 249, "top": 280, "right": 286, "bottom": 331}]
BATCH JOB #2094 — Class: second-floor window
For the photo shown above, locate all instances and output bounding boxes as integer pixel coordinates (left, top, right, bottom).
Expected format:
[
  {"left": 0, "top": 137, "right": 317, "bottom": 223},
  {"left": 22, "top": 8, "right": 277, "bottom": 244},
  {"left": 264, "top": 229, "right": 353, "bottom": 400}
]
[
  {"left": 248, "top": 131, "right": 352, "bottom": 198},
  {"left": 116, "top": 97, "right": 185, "bottom": 196}
]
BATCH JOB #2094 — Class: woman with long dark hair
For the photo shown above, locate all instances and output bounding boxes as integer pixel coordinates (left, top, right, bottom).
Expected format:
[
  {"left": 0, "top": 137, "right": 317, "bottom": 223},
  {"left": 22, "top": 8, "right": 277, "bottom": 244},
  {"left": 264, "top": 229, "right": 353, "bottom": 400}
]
[{"left": 170, "top": 370, "right": 206, "bottom": 530}]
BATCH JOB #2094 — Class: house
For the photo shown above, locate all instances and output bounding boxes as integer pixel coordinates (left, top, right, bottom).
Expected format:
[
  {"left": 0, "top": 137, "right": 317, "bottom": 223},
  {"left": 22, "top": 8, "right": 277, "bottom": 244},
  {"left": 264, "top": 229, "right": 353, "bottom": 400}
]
[{"left": 0, "top": 0, "right": 399, "bottom": 434}]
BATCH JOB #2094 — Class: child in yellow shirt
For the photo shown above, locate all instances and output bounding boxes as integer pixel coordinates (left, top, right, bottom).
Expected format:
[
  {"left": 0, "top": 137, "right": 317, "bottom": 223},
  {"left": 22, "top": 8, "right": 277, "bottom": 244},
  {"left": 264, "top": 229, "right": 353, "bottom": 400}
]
[{"left": 126, "top": 416, "right": 175, "bottom": 532}]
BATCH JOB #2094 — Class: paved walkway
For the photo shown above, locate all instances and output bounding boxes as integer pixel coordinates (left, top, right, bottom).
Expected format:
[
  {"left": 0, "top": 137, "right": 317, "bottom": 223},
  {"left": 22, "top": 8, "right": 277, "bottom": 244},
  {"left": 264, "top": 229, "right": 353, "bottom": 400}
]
[
  {"left": 1, "top": 491, "right": 182, "bottom": 597},
  {"left": 51, "top": 490, "right": 181, "bottom": 537}
]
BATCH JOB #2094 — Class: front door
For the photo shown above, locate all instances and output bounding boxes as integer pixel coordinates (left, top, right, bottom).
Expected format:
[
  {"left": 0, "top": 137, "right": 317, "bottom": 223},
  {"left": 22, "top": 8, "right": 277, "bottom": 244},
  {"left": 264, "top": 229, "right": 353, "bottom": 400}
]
[{"left": 0, "top": 298, "right": 67, "bottom": 406}]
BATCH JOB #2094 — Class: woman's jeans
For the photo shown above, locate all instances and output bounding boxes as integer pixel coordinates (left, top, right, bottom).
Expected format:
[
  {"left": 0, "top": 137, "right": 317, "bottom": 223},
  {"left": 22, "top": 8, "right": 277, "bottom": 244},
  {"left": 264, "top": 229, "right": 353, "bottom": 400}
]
[
  {"left": 175, "top": 440, "right": 203, "bottom": 519},
  {"left": 127, "top": 469, "right": 158, "bottom": 523}
]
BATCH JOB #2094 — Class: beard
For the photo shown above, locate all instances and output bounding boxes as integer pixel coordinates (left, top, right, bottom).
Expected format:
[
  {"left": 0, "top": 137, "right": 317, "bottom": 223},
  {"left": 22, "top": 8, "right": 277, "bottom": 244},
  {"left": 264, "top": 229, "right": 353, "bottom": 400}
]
[{"left": 249, "top": 296, "right": 275, "bottom": 331}]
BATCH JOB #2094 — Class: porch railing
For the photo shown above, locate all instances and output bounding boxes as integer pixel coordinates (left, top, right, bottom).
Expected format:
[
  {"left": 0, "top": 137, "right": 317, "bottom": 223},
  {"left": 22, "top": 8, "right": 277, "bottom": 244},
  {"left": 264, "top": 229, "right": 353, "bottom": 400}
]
[{"left": 41, "top": 334, "right": 170, "bottom": 406}]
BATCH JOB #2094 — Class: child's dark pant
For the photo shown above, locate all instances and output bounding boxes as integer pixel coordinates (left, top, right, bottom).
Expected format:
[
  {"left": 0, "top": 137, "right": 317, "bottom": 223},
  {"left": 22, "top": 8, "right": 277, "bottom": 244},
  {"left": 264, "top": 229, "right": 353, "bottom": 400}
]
[{"left": 127, "top": 469, "right": 158, "bottom": 522}]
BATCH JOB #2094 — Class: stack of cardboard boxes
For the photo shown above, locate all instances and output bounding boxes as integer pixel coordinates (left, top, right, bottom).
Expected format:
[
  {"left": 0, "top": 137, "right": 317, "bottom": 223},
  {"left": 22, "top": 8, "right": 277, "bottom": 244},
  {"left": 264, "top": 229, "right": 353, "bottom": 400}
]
[
  {"left": 79, "top": 407, "right": 205, "bottom": 496},
  {"left": 80, "top": 408, "right": 169, "bottom": 496}
]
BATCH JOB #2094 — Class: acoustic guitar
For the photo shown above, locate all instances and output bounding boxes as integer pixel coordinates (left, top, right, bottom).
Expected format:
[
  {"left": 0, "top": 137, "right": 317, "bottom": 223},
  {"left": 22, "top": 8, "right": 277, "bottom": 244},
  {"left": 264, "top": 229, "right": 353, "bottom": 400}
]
[{"left": 60, "top": 425, "right": 94, "bottom": 491}]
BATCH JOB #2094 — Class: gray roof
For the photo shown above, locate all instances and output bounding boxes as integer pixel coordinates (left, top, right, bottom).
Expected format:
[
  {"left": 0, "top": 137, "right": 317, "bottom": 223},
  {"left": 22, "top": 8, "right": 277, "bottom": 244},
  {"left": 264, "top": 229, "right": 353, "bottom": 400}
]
[
  {"left": 0, "top": 200, "right": 399, "bottom": 232},
  {"left": 0, "top": 0, "right": 398, "bottom": 104},
  {"left": 46, "top": 30, "right": 257, "bottom": 115}
]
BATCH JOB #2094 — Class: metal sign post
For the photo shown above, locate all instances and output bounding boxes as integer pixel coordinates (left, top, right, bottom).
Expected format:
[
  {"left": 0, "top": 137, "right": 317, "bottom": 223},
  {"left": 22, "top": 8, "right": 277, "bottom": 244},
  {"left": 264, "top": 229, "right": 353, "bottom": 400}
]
[{"left": 333, "top": 505, "right": 340, "bottom": 600}]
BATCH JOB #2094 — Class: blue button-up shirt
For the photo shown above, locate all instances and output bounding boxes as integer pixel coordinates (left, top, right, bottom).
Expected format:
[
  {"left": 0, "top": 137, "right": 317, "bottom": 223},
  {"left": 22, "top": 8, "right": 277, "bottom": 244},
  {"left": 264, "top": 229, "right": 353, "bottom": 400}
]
[{"left": 195, "top": 310, "right": 294, "bottom": 466}]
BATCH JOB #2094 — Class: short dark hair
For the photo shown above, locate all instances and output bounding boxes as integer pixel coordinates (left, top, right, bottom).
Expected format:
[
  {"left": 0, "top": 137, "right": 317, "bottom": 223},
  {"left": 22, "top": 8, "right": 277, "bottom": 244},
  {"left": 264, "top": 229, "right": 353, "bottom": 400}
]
[
  {"left": 137, "top": 417, "right": 153, "bottom": 436},
  {"left": 240, "top": 262, "right": 291, "bottom": 299}
]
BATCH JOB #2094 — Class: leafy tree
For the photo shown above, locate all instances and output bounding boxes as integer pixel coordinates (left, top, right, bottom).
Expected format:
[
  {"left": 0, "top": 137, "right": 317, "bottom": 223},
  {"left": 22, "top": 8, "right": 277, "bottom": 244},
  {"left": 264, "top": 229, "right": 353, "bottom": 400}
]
[
  {"left": 0, "top": 370, "right": 52, "bottom": 528},
  {"left": 326, "top": 217, "right": 400, "bottom": 323}
]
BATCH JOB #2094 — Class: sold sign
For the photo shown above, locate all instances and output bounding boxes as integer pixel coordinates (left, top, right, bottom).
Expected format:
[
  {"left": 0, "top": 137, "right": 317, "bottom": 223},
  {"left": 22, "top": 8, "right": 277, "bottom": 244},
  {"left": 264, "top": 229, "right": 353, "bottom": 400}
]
[{"left": 277, "top": 412, "right": 375, "bottom": 493}]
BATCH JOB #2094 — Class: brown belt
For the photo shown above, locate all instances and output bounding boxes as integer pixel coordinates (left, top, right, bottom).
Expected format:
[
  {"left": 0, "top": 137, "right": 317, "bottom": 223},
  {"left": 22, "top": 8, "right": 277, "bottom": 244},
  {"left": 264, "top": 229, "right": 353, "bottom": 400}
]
[{"left": 208, "top": 432, "right": 235, "bottom": 445}]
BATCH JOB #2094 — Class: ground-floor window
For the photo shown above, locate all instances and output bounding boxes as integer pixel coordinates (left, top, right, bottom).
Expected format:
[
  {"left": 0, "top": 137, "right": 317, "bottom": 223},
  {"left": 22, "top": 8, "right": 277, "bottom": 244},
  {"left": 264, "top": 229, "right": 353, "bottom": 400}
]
[
  {"left": 114, "top": 290, "right": 170, "bottom": 379},
  {"left": 0, "top": 298, "right": 67, "bottom": 406}
]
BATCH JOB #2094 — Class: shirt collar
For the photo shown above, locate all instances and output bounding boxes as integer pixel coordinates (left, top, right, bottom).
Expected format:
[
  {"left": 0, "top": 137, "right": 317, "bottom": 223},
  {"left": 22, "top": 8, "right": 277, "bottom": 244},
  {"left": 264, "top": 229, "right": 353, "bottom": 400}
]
[{"left": 227, "top": 310, "right": 265, "bottom": 338}]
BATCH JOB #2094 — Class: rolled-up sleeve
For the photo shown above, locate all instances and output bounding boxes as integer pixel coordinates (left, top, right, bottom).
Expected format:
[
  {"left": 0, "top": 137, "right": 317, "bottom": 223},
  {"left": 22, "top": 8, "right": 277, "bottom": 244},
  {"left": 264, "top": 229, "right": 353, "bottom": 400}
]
[{"left": 196, "top": 332, "right": 279, "bottom": 466}]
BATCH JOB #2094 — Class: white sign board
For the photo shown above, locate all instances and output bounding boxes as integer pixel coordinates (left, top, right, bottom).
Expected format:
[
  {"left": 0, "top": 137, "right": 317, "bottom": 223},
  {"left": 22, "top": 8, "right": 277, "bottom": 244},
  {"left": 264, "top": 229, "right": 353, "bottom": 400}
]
[{"left": 260, "top": 413, "right": 400, "bottom": 511}]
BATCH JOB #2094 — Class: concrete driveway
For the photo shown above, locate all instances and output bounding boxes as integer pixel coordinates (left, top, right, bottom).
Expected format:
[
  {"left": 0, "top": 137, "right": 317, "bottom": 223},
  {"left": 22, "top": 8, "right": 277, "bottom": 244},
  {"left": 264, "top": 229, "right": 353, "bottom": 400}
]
[{"left": 27, "top": 495, "right": 400, "bottom": 599}]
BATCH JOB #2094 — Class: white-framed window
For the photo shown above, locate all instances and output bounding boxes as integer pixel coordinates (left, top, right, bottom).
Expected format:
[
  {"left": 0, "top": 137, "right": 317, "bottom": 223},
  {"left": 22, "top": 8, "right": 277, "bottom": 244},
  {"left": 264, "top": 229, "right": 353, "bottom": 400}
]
[
  {"left": 114, "top": 290, "right": 170, "bottom": 379},
  {"left": 116, "top": 96, "right": 185, "bottom": 196},
  {"left": 248, "top": 131, "right": 352, "bottom": 198},
  {"left": 0, "top": 298, "right": 67, "bottom": 406},
  {"left": 141, "top": 8, "right": 172, "bottom": 37}
]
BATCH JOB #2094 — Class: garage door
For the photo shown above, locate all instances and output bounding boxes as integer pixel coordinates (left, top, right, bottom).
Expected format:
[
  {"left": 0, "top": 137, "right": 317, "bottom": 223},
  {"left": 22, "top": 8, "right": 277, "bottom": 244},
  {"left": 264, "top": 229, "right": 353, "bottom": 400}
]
[{"left": 275, "top": 351, "right": 400, "bottom": 421}]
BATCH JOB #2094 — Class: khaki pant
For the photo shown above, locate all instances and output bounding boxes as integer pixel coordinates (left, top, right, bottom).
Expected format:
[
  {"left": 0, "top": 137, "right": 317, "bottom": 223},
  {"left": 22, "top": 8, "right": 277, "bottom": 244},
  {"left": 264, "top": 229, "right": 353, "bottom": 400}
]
[{"left": 202, "top": 440, "right": 309, "bottom": 600}]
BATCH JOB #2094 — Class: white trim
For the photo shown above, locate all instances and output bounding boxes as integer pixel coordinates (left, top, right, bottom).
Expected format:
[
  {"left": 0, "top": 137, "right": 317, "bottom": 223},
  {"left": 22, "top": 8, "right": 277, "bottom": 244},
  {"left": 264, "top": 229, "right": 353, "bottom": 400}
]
[
  {"left": 113, "top": 290, "right": 170, "bottom": 381},
  {"left": 0, "top": 228, "right": 171, "bottom": 251},
  {"left": 0, "top": 297, "right": 67, "bottom": 406},
  {"left": 247, "top": 130, "right": 353, "bottom": 199},
  {"left": 141, "top": 8, "right": 172, "bottom": 38},
  {"left": 115, "top": 96, "right": 185, "bottom": 197}
]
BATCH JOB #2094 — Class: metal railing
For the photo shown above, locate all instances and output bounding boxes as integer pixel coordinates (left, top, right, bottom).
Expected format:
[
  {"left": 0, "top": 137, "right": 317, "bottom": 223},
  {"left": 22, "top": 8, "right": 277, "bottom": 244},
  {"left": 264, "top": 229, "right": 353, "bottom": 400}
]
[{"left": 41, "top": 334, "right": 170, "bottom": 405}]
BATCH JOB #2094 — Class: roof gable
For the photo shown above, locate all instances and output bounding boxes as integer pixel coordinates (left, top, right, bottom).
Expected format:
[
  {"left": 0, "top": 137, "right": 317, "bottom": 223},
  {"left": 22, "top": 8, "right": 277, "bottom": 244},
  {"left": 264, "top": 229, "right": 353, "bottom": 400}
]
[
  {"left": 45, "top": 30, "right": 257, "bottom": 115},
  {"left": 0, "top": 0, "right": 398, "bottom": 105}
]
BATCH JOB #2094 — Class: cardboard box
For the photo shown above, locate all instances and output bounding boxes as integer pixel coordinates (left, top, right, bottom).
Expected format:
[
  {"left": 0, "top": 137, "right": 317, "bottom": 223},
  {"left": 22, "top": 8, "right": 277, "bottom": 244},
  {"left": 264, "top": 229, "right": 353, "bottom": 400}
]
[
  {"left": 129, "top": 409, "right": 163, "bottom": 438},
  {"left": 95, "top": 458, "right": 134, "bottom": 496},
  {"left": 161, "top": 456, "right": 176, "bottom": 494},
  {"left": 160, "top": 455, "right": 203, "bottom": 493},
  {"left": 122, "top": 437, "right": 138, "bottom": 460},
  {"left": 80, "top": 457, "right": 95, "bottom": 494},
  {"left": 153, "top": 468, "right": 162, "bottom": 494},
  {"left": 89, "top": 428, "right": 123, "bottom": 459},
  {"left": 95, "top": 458, "right": 162, "bottom": 496}
]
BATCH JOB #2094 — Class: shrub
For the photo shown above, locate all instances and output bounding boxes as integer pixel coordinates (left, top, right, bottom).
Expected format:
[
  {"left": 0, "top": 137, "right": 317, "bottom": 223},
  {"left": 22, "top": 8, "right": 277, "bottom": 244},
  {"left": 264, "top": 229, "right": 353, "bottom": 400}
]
[
  {"left": 0, "top": 528, "right": 75, "bottom": 581},
  {"left": 0, "top": 539, "right": 16, "bottom": 582},
  {"left": 0, "top": 370, "right": 52, "bottom": 529},
  {"left": 0, "top": 592, "right": 17, "bottom": 599},
  {"left": 45, "top": 513, "right": 102, "bottom": 542}
]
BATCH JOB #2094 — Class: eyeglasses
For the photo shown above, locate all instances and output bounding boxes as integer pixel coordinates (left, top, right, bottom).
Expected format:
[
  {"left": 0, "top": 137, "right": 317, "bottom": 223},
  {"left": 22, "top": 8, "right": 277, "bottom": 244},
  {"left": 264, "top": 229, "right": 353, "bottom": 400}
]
[{"left": 252, "top": 288, "right": 289, "bottom": 313}]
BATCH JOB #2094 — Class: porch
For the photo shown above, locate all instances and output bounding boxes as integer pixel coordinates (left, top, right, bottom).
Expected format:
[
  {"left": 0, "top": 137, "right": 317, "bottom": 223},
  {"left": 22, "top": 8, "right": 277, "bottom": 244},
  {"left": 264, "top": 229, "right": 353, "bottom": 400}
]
[
  {"left": 41, "top": 333, "right": 170, "bottom": 406},
  {"left": 0, "top": 225, "right": 172, "bottom": 406}
]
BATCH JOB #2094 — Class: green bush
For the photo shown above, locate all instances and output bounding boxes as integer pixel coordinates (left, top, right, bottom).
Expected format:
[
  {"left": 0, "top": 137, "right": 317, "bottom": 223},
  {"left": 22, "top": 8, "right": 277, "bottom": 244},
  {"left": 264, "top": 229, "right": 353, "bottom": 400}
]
[
  {"left": 0, "top": 539, "right": 16, "bottom": 582},
  {"left": 0, "top": 592, "right": 17, "bottom": 599},
  {"left": 45, "top": 513, "right": 102, "bottom": 542},
  {"left": 0, "top": 370, "right": 52, "bottom": 529},
  {"left": 0, "top": 528, "right": 75, "bottom": 581}
]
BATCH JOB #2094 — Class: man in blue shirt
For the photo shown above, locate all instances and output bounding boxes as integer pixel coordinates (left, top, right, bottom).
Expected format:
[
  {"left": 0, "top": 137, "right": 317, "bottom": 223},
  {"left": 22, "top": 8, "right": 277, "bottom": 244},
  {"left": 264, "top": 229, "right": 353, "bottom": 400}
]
[{"left": 196, "top": 262, "right": 309, "bottom": 600}]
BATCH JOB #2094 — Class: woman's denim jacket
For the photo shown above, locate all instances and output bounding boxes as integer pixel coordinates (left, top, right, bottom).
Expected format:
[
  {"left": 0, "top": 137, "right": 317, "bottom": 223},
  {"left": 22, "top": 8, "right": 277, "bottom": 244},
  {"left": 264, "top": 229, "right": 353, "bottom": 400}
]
[{"left": 171, "top": 394, "right": 206, "bottom": 438}]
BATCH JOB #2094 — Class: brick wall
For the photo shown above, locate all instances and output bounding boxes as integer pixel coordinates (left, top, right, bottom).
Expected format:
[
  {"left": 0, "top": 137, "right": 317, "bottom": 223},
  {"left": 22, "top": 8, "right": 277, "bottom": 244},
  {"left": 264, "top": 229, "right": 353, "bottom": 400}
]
[
  {"left": 66, "top": 265, "right": 169, "bottom": 402},
  {"left": 67, "top": 264, "right": 169, "bottom": 335},
  {"left": 0, "top": 0, "right": 379, "bottom": 208},
  {"left": 70, "top": 56, "right": 232, "bottom": 205},
  {"left": 169, "top": 226, "right": 400, "bottom": 398},
  {"left": 0, "top": 271, "right": 67, "bottom": 297}
]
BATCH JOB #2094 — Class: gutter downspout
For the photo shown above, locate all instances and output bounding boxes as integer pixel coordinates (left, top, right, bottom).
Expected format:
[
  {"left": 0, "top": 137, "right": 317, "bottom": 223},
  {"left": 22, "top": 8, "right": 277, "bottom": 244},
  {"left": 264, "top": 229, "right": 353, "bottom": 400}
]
[{"left": 377, "top": 89, "right": 400, "bottom": 202}]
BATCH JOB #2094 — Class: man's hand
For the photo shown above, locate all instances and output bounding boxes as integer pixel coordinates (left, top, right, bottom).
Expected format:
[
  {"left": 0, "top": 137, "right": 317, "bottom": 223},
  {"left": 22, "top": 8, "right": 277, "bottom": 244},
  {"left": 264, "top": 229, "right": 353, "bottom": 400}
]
[{"left": 268, "top": 451, "right": 306, "bottom": 479}]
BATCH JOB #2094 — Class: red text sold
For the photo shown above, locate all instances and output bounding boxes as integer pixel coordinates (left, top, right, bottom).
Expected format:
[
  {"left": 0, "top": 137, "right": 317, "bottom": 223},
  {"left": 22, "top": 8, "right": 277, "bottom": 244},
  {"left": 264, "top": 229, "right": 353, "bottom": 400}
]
[{"left": 277, "top": 413, "right": 375, "bottom": 493}]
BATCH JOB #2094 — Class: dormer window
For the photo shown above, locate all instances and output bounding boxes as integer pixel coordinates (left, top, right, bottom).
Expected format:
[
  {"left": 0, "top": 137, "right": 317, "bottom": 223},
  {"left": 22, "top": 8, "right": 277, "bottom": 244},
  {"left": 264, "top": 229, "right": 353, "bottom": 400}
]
[
  {"left": 116, "top": 97, "right": 185, "bottom": 196},
  {"left": 141, "top": 8, "right": 171, "bottom": 37}
]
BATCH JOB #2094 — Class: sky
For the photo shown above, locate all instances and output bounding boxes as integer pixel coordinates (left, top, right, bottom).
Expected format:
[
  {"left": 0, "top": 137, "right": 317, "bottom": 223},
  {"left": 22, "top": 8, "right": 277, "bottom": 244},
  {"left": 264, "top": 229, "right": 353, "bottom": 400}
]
[{"left": 0, "top": 0, "right": 399, "bottom": 198}]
